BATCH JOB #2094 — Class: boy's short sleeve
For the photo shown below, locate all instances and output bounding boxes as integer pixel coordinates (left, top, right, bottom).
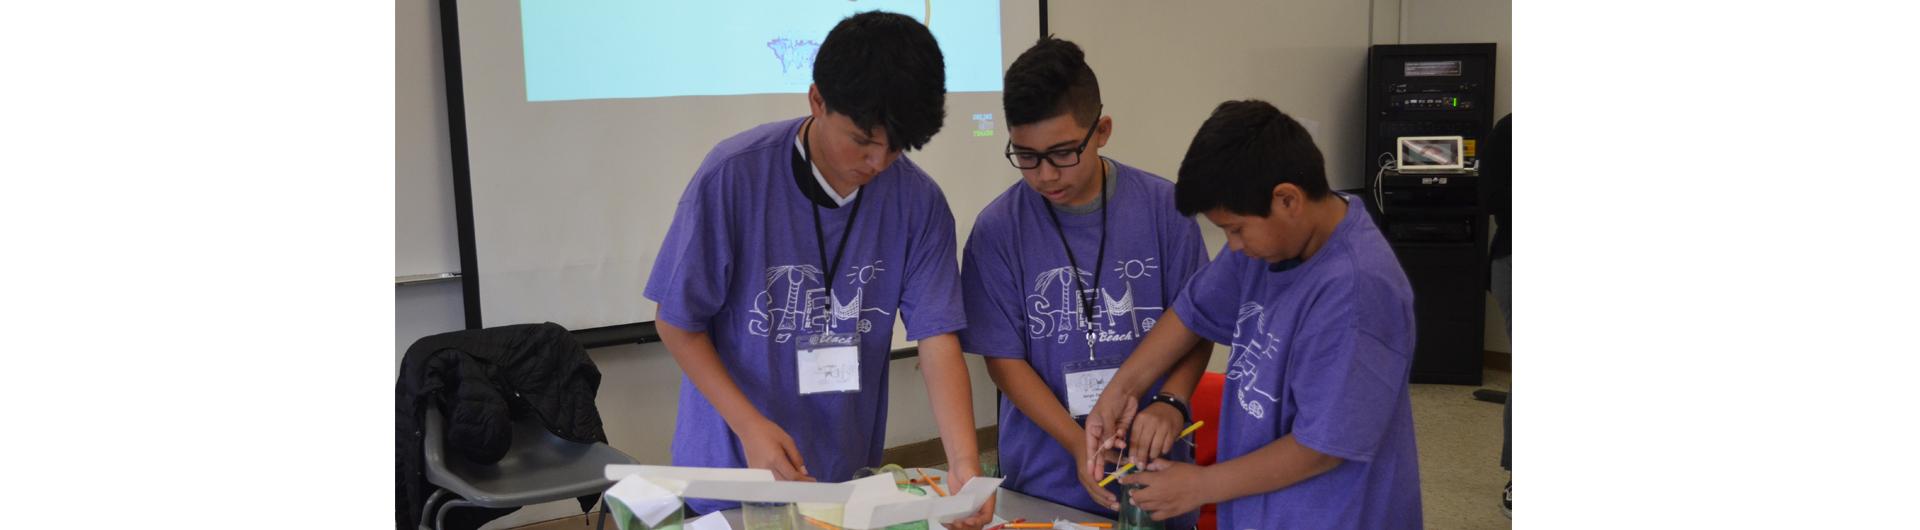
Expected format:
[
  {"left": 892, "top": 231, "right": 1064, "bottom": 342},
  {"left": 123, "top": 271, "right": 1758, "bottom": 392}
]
[
  {"left": 1159, "top": 209, "right": 1211, "bottom": 312},
  {"left": 1171, "top": 243, "right": 1241, "bottom": 345},
  {"left": 957, "top": 216, "right": 1026, "bottom": 358},
  {"left": 898, "top": 184, "right": 967, "bottom": 341},
  {"left": 1287, "top": 281, "right": 1415, "bottom": 463},
  {"left": 643, "top": 168, "right": 733, "bottom": 333}
]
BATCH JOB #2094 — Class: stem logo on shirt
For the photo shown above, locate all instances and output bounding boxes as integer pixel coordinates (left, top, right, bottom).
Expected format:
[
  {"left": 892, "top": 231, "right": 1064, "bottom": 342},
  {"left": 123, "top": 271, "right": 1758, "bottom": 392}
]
[
  {"left": 748, "top": 260, "right": 891, "bottom": 343},
  {"left": 1226, "top": 302, "right": 1283, "bottom": 419},
  {"left": 1025, "top": 258, "right": 1164, "bottom": 345}
]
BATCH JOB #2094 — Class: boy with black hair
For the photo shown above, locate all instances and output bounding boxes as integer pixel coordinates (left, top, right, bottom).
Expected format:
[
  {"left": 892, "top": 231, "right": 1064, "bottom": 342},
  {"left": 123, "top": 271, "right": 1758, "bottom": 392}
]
[
  {"left": 959, "top": 37, "right": 1210, "bottom": 528},
  {"left": 647, "top": 12, "right": 992, "bottom": 528},
  {"left": 1083, "top": 100, "right": 1423, "bottom": 529}
]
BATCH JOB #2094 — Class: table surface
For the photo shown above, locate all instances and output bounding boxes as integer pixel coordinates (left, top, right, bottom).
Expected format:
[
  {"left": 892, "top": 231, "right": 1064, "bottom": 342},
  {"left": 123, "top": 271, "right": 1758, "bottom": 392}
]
[{"left": 710, "top": 467, "right": 1110, "bottom": 529}]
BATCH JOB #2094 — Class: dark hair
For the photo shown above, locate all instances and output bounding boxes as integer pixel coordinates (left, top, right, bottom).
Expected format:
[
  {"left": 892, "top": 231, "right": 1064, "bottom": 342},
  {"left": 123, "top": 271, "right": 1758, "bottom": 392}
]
[
  {"left": 1003, "top": 36, "right": 1101, "bottom": 128},
  {"left": 1174, "top": 100, "right": 1329, "bottom": 217},
  {"left": 812, "top": 11, "right": 947, "bottom": 152}
]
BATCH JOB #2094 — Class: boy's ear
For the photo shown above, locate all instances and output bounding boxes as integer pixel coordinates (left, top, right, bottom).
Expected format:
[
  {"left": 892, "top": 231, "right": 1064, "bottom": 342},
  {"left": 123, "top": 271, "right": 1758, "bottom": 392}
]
[{"left": 1270, "top": 183, "right": 1303, "bottom": 216}]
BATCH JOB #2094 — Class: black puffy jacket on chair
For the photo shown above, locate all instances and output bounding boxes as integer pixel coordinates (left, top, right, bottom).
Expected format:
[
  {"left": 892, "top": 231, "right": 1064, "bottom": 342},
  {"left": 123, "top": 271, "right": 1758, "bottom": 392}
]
[{"left": 394, "top": 323, "right": 608, "bottom": 530}]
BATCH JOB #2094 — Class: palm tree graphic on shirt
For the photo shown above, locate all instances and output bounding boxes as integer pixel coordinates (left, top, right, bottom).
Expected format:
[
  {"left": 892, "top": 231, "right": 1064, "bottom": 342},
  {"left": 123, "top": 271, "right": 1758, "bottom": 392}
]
[
  {"left": 749, "top": 264, "right": 822, "bottom": 343},
  {"left": 1027, "top": 266, "right": 1093, "bottom": 342}
]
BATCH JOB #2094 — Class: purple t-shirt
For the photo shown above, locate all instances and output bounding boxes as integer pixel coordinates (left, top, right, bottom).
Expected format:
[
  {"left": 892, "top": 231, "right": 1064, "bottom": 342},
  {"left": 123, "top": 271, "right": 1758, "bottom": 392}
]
[
  {"left": 645, "top": 118, "right": 966, "bottom": 513},
  {"left": 959, "top": 160, "right": 1208, "bottom": 525},
  {"left": 1172, "top": 193, "right": 1422, "bottom": 529}
]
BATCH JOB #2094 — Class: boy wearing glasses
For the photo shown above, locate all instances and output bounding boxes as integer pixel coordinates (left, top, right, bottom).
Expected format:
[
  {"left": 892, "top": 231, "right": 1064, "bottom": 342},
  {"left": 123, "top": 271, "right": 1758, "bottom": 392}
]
[
  {"left": 957, "top": 37, "right": 1209, "bottom": 527},
  {"left": 1082, "top": 101, "right": 1422, "bottom": 529},
  {"left": 647, "top": 12, "right": 992, "bottom": 528}
]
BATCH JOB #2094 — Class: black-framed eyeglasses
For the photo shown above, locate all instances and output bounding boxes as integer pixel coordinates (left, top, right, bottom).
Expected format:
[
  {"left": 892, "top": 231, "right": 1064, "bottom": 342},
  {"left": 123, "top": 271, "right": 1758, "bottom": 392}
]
[{"left": 1005, "top": 109, "right": 1103, "bottom": 170}]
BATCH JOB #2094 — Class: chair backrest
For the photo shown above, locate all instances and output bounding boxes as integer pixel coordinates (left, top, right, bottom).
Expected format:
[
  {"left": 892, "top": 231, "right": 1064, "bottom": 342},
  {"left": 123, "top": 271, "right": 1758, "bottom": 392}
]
[
  {"left": 1191, "top": 372, "right": 1226, "bottom": 466},
  {"left": 1190, "top": 372, "right": 1227, "bottom": 530}
]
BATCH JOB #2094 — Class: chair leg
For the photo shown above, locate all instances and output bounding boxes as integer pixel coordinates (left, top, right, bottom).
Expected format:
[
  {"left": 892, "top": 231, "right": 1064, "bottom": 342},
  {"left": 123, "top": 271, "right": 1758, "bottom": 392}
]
[
  {"left": 436, "top": 499, "right": 473, "bottom": 530},
  {"left": 595, "top": 495, "right": 608, "bottom": 530},
  {"left": 420, "top": 489, "right": 449, "bottom": 530}
]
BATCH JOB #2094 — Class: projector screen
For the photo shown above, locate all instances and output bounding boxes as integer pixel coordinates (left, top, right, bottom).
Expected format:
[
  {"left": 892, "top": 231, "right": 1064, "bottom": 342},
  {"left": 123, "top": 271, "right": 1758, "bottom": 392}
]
[{"left": 452, "top": 1, "right": 1036, "bottom": 334}]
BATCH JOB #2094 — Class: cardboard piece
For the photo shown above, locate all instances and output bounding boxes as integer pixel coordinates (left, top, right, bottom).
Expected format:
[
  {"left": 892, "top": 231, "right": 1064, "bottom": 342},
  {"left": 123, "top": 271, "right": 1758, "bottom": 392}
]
[
  {"left": 605, "top": 465, "right": 1001, "bottom": 529},
  {"left": 605, "top": 465, "right": 774, "bottom": 483}
]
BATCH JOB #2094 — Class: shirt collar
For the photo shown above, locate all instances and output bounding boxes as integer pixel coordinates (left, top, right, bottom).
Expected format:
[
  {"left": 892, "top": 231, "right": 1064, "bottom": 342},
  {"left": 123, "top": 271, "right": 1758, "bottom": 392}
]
[
  {"left": 1054, "top": 158, "right": 1117, "bottom": 216},
  {"left": 794, "top": 131, "right": 858, "bottom": 207}
]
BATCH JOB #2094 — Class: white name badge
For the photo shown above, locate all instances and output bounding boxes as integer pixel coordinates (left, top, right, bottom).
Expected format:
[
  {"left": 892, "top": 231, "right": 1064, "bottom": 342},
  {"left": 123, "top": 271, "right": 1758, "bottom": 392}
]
[
  {"left": 1063, "top": 358, "right": 1123, "bottom": 417},
  {"left": 797, "top": 332, "right": 861, "bottom": 395}
]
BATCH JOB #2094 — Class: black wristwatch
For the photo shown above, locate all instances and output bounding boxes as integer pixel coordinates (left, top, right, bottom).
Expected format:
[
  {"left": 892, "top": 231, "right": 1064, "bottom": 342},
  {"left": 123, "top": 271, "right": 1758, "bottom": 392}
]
[{"left": 1146, "top": 392, "right": 1192, "bottom": 426}]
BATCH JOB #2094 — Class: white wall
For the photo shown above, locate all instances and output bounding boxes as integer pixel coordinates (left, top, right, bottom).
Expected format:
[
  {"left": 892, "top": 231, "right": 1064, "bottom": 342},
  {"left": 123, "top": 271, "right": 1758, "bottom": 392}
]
[{"left": 1403, "top": 0, "right": 1513, "bottom": 122}]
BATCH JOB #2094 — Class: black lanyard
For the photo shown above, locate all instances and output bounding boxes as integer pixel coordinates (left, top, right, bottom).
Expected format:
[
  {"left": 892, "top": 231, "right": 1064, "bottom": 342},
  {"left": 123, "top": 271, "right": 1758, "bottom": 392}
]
[
  {"left": 798, "top": 118, "right": 864, "bottom": 332},
  {"left": 1043, "top": 166, "right": 1108, "bottom": 347}
]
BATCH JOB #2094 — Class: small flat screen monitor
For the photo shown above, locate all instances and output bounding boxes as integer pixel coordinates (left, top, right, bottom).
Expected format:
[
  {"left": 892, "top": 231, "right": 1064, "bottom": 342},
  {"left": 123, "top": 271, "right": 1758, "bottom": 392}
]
[{"left": 1396, "top": 136, "right": 1465, "bottom": 172}]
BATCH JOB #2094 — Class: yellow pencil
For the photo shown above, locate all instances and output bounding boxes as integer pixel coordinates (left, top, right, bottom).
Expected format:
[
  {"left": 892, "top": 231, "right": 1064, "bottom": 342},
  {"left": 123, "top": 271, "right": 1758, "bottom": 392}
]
[
  {"left": 1096, "top": 421, "right": 1204, "bottom": 487},
  {"left": 1095, "top": 463, "right": 1135, "bottom": 488},
  {"left": 1176, "top": 421, "right": 1205, "bottom": 439}
]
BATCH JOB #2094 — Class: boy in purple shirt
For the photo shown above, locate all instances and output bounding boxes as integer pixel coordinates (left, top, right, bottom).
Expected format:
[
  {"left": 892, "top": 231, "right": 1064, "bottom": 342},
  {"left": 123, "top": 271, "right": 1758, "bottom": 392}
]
[
  {"left": 645, "top": 12, "right": 992, "bottom": 528},
  {"left": 1082, "top": 100, "right": 1423, "bottom": 529},
  {"left": 959, "top": 38, "right": 1211, "bottom": 528}
]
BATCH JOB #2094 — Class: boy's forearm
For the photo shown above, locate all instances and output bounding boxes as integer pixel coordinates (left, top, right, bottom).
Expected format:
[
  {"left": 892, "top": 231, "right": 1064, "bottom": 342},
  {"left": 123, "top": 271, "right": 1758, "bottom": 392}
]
[
  {"left": 1110, "top": 310, "right": 1203, "bottom": 399},
  {"left": 1198, "top": 434, "right": 1344, "bottom": 503},
  {"left": 917, "top": 333, "right": 982, "bottom": 468},
  {"left": 984, "top": 357, "right": 1085, "bottom": 453},
  {"left": 1157, "top": 340, "right": 1214, "bottom": 403}
]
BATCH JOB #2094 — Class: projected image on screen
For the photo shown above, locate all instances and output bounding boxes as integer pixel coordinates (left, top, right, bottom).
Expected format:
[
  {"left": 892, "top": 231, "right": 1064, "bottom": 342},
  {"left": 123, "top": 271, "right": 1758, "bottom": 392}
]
[{"left": 521, "top": 0, "right": 1003, "bottom": 101}]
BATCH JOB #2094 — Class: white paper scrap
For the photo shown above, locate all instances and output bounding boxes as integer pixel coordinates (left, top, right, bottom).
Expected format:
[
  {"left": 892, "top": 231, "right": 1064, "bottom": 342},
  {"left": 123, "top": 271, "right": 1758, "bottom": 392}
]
[
  {"left": 605, "top": 476, "right": 684, "bottom": 527},
  {"left": 1054, "top": 519, "right": 1097, "bottom": 530},
  {"left": 685, "top": 512, "right": 731, "bottom": 530}
]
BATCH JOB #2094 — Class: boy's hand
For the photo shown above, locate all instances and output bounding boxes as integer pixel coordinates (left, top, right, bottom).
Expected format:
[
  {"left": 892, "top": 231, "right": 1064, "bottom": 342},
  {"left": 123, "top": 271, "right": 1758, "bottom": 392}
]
[
  {"left": 1117, "top": 460, "right": 1213, "bottom": 521},
  {"left": 735, "top": 418, "right": 813, "bottom": 482},
  {"left": 1127, "top": 401, "right": 1185, "bottom": 467},
  {"left": 1082, "top": 392, "right": 1139, "bottom": 483},
  {"left": 1071, "top": 446, "right": 1120, "bottom": 511},
  {"left": 942, "top": 466, "right": 995, "bottom": 530}
]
